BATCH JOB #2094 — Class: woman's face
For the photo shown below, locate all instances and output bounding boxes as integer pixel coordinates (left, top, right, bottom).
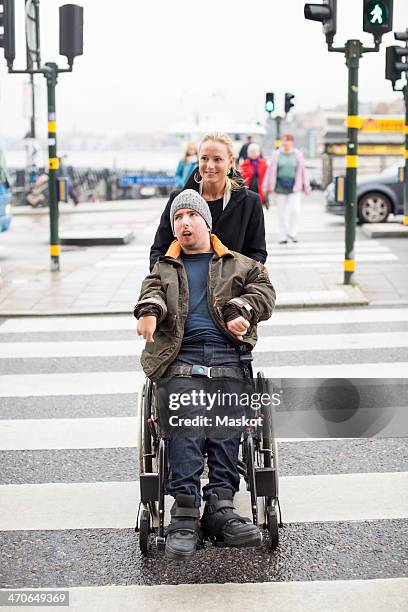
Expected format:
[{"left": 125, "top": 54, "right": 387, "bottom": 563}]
[
  {"left": 186, "top": 144, "right": 197, "bottom": 156},
  {"left": 282, "top": 138, "right": 294, "bottom": 153},
  {"left": 198, "top": 141, "right": 233, "bottom": 190}
]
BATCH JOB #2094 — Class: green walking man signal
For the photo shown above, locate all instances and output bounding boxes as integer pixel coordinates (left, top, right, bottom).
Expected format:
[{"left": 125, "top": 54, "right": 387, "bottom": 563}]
[
  {"left": 363, "top": 0, "right": 393, "bottom": 36},
  {"left": 265, "top": 92, "right": 275, "bottom": 113}
]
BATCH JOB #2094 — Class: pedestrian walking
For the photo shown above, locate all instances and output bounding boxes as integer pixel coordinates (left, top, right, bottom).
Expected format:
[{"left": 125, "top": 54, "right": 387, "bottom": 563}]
[
  {"left": 150, "top": 132, "right": 266, "bottom": 271},
  {"left": 262, "top": 133, "right": 311, "bottom": 244},
  {"left": 239, "top": 143, "right": 268, "bottom": 207},
  {"left": 237, "top": 135, "right": 252, "bottom": 164},
  {"left": 174, "top": 141, "right": 199, "bottom": 189}
]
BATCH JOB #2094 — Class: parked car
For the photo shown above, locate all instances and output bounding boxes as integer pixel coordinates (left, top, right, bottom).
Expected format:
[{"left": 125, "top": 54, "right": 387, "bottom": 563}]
[
  {"left": 0, "top": 151, "right": 12, "bottom": 232},
  {"left": 325, "top": 162, "right": 404, "bottom": 223}
]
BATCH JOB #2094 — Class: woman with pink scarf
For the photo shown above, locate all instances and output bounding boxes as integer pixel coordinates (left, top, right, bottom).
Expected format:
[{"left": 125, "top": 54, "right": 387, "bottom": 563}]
[{"left": 262, "top": 134, "right": 311, "bottom": 244}]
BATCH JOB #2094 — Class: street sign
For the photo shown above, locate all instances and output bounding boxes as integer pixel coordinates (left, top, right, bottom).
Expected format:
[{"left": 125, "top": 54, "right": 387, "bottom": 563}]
[
  {"left": 358, "top": 117, "right": 404, "bottom": 132},
  {"left": 326, "top": 143, "right": 404, "bottom": 156},
  {"left": 119, "top": 174, "right": 175, "bottom": 188}
]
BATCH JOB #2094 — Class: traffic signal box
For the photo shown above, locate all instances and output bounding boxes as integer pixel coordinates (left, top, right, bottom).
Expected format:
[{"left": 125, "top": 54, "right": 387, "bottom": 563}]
[
  {"left": 265, "top": 93, "right": 275, "bottom": 113},
  {"left": 385, "top": 45, "right": 408, "bottom": 87},
  {"left": 363, "top": 0, "right": 393, "bottom": 36},
  {"left": 304, "top": 0, "right": 337, "bottom": 41},
  {"left": 285, "top": 93, "right": 295, "bottom": 114},
  {"left": 0, "top": 0, "right": 15, "bottom": 68}
]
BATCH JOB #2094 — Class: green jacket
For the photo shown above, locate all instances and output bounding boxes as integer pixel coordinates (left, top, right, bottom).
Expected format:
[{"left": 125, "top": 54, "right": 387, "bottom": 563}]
[{"left": 134, "top": 234, "right": 276, "bottom": 381}]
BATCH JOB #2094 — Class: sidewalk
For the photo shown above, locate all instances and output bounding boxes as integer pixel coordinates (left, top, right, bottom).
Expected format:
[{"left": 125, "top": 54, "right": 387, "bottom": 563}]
[{"left": 0, "top": 194, "right": 407, "bottom": 316}]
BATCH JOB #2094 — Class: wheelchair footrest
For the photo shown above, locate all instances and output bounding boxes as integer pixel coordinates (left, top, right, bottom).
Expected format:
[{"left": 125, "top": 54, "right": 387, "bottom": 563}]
[
  {"left": 255, "top": 467, "right": 277, "bottom": 497},
  {"left": 140, "top": 472, "right": 159, "bottom": 503}
]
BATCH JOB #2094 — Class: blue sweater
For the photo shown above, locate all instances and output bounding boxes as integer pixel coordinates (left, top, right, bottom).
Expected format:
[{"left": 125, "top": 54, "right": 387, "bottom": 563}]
[
  {"left": 174, "top": 160, "right": 198, "bottom": 189},
  {"left": 181, "top": 252, "right": 229, "bottom": 345}
]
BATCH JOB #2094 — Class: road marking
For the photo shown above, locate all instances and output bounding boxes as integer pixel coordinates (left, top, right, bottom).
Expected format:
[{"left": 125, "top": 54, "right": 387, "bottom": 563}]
[
  {"left": 260, "top": 363, "right": 408, "bottom": 377},
  {"left": 1, "top": 361, "right": 406, "bottom": 398},
  {"left": 0, "top": 371, "right": 145, "bottom": 397},
  {"left": 3, "top": 308, "right": 408, "bottom": 334},
  {"left": 2, "top": 331, "right": 408, "bottom": 359},
  {"left": 8, "top": 579, "right": 406, "bottom": 612},
  {"left": 0, "top": 417, "right": 138, "bottom": 450},
  {"left": 0, "top": 472, "right": 406, "bottom": 530}
]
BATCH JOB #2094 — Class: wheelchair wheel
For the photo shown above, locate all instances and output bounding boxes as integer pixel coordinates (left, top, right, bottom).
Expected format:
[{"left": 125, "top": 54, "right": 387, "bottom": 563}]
[
  {"left": 266, "top": 504, "right": 279, "bottom": 550},
  {"left": 139, "top": 507, "right": 150, "bottom": 553}
]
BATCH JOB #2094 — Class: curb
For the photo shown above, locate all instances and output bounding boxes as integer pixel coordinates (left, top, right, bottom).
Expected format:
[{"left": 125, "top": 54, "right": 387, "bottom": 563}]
[{"left": 0, "top": 299, "right": 369, "bottom": 318}]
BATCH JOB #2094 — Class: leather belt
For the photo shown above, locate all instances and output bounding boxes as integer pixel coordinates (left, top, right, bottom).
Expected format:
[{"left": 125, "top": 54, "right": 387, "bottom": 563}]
[{"left": 165, "top": 364, "right": 247, "bottom": 379}]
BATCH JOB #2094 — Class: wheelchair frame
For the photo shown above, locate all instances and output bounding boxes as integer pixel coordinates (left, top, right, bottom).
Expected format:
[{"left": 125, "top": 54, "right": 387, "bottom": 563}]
[{"left": 135, "top": 371, "right": 283, "bottom": 553}]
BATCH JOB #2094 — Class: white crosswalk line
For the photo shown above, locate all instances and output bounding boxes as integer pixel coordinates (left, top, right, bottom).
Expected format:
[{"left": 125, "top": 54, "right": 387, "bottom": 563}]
[
  {"left": 2, "top": 331, "right": 408, "bottom": 359},
  {"left": 2, "top": 307, "right": 408, "bottom": 333},
  {"left": 0, "top": 417, "right": 138, "bottom": 450},
  {"left": 1, "top": 472, "right": 407, "bottom": 530},
  {"left": 1, "top": 360, "right": 406, "bottom": 398},
  {"left": 13, "top": 579, "right": 407, "bottom": 612},
  {"left": 0, "top": 371, "right": 145, "bottom": 397}
]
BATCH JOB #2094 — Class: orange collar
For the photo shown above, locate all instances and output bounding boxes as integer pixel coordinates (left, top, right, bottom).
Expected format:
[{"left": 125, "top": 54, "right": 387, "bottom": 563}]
[{"left": 165, "top": 234, "right": 231, "bottom": 259}]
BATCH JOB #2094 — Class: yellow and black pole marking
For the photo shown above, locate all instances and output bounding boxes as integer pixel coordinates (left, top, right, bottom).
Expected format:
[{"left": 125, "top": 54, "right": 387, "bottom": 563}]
[
  {"left": 404, "top": 85, "right": 408, "bottom": 226},
  {"left": 45, "top": 62, "right": 60, "bottom": 272},
  {"left": 344, "top": 40, "right": 362, "bottom": 285}
]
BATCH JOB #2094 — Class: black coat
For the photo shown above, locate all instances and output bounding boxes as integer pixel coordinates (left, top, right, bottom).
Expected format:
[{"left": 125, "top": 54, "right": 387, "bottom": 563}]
[{"left": 149, "top": 171, "right": 267, "bottom": 271}]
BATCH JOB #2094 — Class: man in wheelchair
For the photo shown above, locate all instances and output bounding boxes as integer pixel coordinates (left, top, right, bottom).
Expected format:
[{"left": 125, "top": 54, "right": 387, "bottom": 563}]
[{"left": 134, "top": 190, "right": 275, "bottom": 560}]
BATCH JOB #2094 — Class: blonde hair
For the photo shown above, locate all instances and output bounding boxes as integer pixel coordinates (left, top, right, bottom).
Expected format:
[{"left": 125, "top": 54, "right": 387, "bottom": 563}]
[
  {"left": 183, "top": 141, "right": 198, "bottom": 163},
  {"left": 198, "top": 132, "right": 244, "bottom": 191}
]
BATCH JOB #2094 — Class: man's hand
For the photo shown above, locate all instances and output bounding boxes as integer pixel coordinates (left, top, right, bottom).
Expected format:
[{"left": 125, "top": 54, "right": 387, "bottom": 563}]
[
  {"left": 227, "top": 316, "right": 250, "bottom": 341},
  {"left": 137, "top": 315, "right": 157, "bottom": 342}
]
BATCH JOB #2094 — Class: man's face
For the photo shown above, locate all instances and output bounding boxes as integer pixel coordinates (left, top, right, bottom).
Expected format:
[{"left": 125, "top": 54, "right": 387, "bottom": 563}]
[{"left": 173, "top": 208, "right": 211, "bottom": 253}]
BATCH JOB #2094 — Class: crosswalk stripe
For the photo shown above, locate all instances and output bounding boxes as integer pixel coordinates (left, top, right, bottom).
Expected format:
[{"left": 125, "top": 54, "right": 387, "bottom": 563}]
[
  {"left": 1, "top": 362, "right": 406, "bottom": 398},
  {"left": 0, "top": 418, "right": 359, "bottom": 451},
  {"left": 0, "top": 417, "right": 137, "bottom": 450},
  {"left": 0, "top": 472, "right": 407, "bottom": 531},
  {"left": 2, "top": 331, "right": 408, "bottom": 359},
  {"left": 0, "top": 371, "right": 145, "bottom": 397},
  {"left": 3, "top": 308, "right": 408, "bottom": 334},
  {"left": 107, "top": 245, "right": 391, "bottom": 259},
  {"left": 94, "top": 252, "right": 397, "bottom": 269},
  {"left": 260, "top": 363, "right": 408, "bottom": 377},
  {"left": 6, "top": 579, "right": 406, "bottom": 612}
]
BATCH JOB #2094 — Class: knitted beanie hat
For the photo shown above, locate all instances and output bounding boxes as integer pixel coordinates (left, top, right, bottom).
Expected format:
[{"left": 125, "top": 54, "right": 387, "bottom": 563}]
[{"left": 170, "top": 189, "right": 212, "bottom": 234}]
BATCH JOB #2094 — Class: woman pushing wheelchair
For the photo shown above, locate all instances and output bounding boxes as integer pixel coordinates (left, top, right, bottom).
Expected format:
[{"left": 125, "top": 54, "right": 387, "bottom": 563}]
[{"left": 134, "top": 190, "right": 275, "bottom": 560}]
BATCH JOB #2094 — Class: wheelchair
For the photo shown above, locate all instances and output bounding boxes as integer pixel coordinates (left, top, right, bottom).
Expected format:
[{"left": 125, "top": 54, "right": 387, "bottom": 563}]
[{"left": 135, "top": 368, "right": 283, "bottom": 553}]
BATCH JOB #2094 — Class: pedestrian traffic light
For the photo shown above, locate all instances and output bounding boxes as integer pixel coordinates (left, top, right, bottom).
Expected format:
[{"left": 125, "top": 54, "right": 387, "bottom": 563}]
[
  {"left": 265, "top": 92, "right": 275, "bottom": 113},
  {"left": 304, "top": 1, "right": 337, "bottom": 41},
  {"left": 0, "top": 0, "right": 15, "bottom": 68},
  {"left": 385, "top": 45, "right": 408, "bottom": 86},
  {"left": 363, "top": 0, "right": 393, "bottom": 36},
  {"left": 284, "top": 93, "right": 295, "bottom": 114}
]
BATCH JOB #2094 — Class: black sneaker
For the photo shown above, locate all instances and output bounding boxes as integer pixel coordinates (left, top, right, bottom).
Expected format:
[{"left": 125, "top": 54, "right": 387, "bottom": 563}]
[
  {"left": 165, "top": 494, "right": 202, "bottom": 561},
  {"left": 288, "top": 235, "right": 298, "bottom": 243},
  {"left": 201, "top": 488, "right": 262, "bottom": 548},
  {"left": 278, "top": 240, "right": 288, "bottom": 244}
]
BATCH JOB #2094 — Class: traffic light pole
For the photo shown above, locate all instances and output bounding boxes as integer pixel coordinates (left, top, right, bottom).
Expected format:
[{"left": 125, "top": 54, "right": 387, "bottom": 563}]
[
  {"left": 344, "top": 40, "right": 362, "bottom": 284},
  {"left": 327, "top": 38, "right": 379, "bottom": 285},
  {"left": 275, "top": 116, "right": 282, "bottom": 148},
  {"left": 404, "top": 81, "right": 408, "bottom": 226},
  {"left": 45, "top": 63, "right": 60, "bottom": 271}
]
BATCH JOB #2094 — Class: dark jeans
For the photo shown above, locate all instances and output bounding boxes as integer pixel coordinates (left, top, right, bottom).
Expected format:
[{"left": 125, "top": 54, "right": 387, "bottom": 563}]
[{"left": 162, "top": 342, "right": 246, "bottom": 507}]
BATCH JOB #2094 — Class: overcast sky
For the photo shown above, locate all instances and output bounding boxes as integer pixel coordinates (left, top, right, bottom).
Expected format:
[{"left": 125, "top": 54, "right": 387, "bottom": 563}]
[{"left": 0, "top": 0, "right": 407, "bottom": 139}]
